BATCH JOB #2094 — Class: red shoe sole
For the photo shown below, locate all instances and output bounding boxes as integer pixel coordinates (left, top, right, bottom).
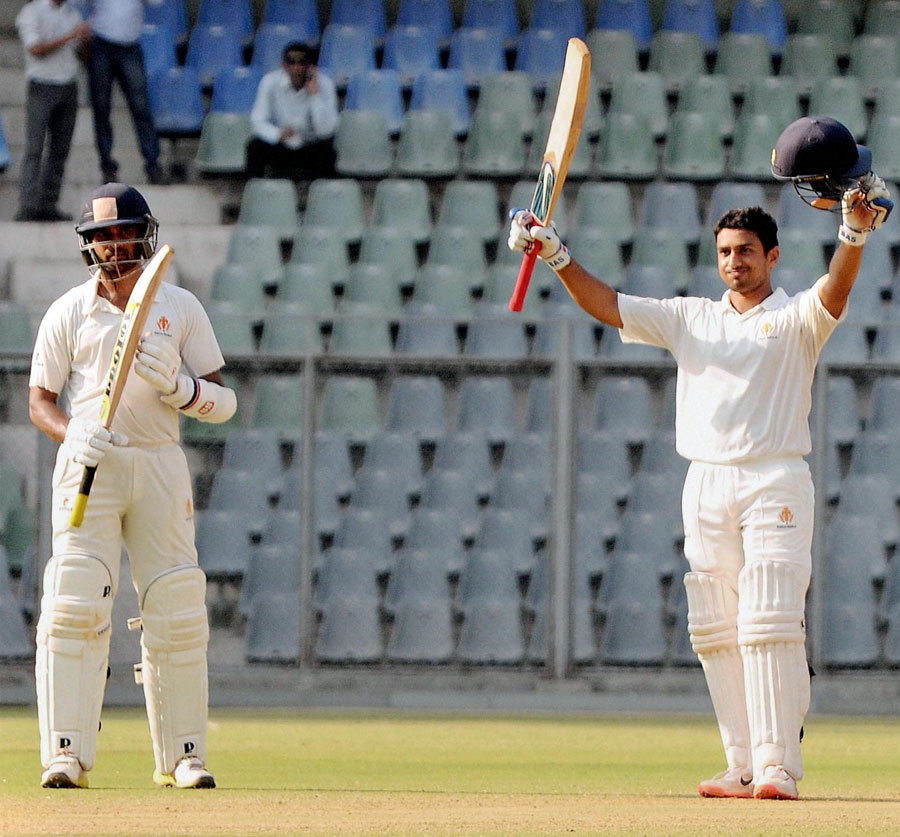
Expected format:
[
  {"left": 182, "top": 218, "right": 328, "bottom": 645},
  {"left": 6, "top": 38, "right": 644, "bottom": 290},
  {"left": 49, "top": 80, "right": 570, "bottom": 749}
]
[{"left": 754, "top": 784, "right": 798, "bottom": 800}]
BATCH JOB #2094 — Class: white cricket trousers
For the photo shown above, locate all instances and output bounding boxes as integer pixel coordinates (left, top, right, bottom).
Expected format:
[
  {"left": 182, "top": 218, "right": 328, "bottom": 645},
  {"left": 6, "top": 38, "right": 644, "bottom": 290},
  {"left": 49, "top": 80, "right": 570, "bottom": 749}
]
[{"left": 51, "top": 443, "right": 199, "bottom": 597}]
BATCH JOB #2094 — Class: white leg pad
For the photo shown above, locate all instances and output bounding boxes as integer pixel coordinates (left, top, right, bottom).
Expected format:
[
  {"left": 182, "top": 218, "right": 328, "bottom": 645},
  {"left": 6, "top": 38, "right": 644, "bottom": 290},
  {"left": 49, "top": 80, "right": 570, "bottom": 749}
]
[
  {"left": 139, "top": 565, "right": 210, "bottom": 776},
  {"left": 738, "top": 560, "right": 810, "bottom": 781},
  {"left": 35, "top": 554, "right": 113, "bottom": 771},
  {"left": 684, "top": 572, "right": 751, "bottom": 770}
]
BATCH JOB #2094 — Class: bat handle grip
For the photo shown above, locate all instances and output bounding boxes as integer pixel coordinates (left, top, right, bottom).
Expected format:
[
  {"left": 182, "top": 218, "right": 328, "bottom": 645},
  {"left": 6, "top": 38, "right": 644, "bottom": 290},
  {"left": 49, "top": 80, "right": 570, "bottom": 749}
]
[
  {"left": 69, "top": 465, "right": 97, "bottom": 528},
  {"left": 509, "top": 245, "right": 540, "bottom": 312}
]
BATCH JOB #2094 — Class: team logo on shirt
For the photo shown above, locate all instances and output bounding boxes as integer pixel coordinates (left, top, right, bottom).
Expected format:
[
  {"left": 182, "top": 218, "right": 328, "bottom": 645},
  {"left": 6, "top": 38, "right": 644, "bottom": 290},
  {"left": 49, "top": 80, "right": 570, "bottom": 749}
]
[
  {"left": 761, "top": 321, "right": 778, "bottom": 340},
  {"left": 777, "top": 506, "right": 796, "bottom": 528},
  {"left": 155, "top": 316, "right": 171, "bottom": 334}
]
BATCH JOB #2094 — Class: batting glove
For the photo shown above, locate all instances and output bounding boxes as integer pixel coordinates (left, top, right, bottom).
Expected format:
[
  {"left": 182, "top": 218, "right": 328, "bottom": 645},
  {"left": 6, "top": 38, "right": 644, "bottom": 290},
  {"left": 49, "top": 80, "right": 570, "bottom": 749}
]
[
  {"left": 508, "top": 208, "right": 571, "bottom": 271},
  {"left": 839, "top": 172, "right": 893, "bottom": 246},
  {"left": 62, "top": 417, "right": 128, "bottom": 468}
]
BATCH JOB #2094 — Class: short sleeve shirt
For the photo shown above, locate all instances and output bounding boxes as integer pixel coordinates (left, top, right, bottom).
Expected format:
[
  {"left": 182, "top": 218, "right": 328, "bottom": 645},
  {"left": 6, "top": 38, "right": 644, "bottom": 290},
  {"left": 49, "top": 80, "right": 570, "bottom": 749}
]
[
  {"left": 617, "top": 278, "right": 844, "bottom": 464},
  {"left": 30, "top": 275, "right": 225, "bottom": 447}
]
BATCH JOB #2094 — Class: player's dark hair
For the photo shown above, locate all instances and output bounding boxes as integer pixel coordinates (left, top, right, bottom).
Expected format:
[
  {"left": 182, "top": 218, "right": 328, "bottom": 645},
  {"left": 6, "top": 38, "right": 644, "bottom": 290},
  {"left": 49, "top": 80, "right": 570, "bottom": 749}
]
[
  {"left": 282, "top": 42, "right": 313, "bottom": 63},
  {"left": 714, "top": 206, "right": 779, "bottom": 253}
]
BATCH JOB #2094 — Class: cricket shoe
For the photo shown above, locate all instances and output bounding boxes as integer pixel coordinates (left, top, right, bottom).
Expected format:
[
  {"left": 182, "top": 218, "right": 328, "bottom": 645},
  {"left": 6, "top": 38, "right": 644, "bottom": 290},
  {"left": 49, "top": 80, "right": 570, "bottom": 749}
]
[
  {"left": 698, "top": 766, "right": 754, "bottom": 798},
  {"left": 41, "top": 754, "right": 88, "bottom": 789},
  {"left": 154, "top": 757, "right": 216, "bottom": 789},
  {"left": 754, "top": 765, "right": 798, "bottom": 800}
]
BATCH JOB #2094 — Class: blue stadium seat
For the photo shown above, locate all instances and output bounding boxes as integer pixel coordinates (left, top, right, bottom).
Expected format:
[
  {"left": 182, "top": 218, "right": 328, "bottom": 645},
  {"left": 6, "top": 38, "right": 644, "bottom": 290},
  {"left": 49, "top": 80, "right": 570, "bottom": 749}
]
[
  {"left": 210, "top": 64, "right": 263, "bottom": 113},
  {"left": 185, "top": 23, "right": 244, "bottom": 88},
  {"left": 729, "top": 0, "right": 787, "bottom": 56},
  {"left": 329, "top": 0, "right": 387, "bottom": 43},
  {"left": 410, "top": 70, "right": 471, "bottom": 137},
  {"left": 462, "top": 0, "right": 520, "bottom": 45},
  {"left": 148, "top": 66, "right": 205, "bottom": 134},
  {"left": 263, "top": 0, "right": 320, "bottom": 32},
  {"left": 594, "top": 0, "right": 654, "bottom": 52},
  {"left": 530, "top": 0, "right": 587, "bottom": 38},
  {"left": 662, "top": 0, "right": 719, "bottom": 53},
  {"left": 514, "top": 27, "right": 570, "bottom": 91},
  {"left": 251, "top": 22, "right": 318, "bottom": 72},
  {"left": 344, "top": 69, "right": 405, "bottom": 135},
  {"left": 318, "top": 24, "right": 377, "bottom": 88},
  {"left": 145, "top": 0, "right": 188, "bottom": 40},
  {"left": 140, "top": 23, "right": 178, "bottom": 78},
  {"left": 196, "top": 0, "right": 254, "bottom": 40},
  {"left": 397, "top": 0, "right": 454, "bottom": 46},
  {"left": 382, "top": 25, "right": 441, "bottom": 88},
  {"left": 448, "top": 27, "right": 506, "bottom": 89},
  {"left": 639, "top": 181, "right": 702, "bottom": 244}
]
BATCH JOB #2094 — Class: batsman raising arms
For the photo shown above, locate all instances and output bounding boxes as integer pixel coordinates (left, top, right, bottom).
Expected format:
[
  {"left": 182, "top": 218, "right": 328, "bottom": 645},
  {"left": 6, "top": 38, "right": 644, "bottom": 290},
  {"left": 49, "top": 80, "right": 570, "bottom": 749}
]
[
  {"left": 28, "top": 182, "right": 237, "bottom": 789},
  {"left": 509, "top": 117, "right": 892, "bottom": 801}
]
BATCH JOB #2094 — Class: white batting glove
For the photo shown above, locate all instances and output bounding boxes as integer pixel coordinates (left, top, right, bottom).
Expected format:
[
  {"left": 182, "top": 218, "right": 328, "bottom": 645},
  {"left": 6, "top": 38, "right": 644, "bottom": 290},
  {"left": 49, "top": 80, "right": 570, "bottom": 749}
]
[
  {"left": 839, "top": 172, "right": 893, "bottom": 246},
  {"left": 135, "top": 333, "right": 198, "bottom": 409},
  {"left": 62, "top": 417, "right": 128, "bottom": 468},
  {"left": 507, "top": 208, "right": 571, "bottom": 271}
]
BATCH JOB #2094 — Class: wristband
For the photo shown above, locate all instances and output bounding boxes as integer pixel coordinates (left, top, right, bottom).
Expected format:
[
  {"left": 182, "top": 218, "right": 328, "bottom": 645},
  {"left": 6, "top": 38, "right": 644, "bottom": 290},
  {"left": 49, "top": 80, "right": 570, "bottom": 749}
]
[
  {"left": 838, "top": 225, "right": 867, "bottom": 247},
  {"left": 161, "top": 375, "right": 237, "bottom": 423}
]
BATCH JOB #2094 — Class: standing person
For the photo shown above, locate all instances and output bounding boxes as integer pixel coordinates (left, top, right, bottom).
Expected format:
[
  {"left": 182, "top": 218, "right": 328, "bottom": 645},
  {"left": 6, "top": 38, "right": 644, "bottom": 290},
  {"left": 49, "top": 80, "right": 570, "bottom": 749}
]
[
  {"left": 14, "top": 0, "right": 90, "bottom": 221},
  {"left": 29, "top": 182, "right": 237, "bottom": 789},
  {"left": 508, "top": 117, "right": 892, "bottom": 801},
  {"left": 73, "top": 0, "right": 165, "bottom": 184},
  {"left": 247, "top": 41, "right": 339, "bottom": 180}
]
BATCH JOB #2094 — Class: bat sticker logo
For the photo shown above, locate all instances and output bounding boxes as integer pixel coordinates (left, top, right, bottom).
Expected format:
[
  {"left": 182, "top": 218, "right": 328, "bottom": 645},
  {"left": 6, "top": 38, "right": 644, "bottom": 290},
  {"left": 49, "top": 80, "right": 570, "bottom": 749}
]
[{"left": 530, "top": 161, "right": 557, "bottom": 223}]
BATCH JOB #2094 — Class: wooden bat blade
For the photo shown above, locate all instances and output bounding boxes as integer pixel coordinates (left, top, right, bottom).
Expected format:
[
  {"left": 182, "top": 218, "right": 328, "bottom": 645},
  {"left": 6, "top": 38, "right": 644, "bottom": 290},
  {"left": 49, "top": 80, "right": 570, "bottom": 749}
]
[
  {"left": 509, "top": 37, "right": 591, "bottom": 313},
  {"left": 69, "top": 244, "right": 174, "bottom": 528}
]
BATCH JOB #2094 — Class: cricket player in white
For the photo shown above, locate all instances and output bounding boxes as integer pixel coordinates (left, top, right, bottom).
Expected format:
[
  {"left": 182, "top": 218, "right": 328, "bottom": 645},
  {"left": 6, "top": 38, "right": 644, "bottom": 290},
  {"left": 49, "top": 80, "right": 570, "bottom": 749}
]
[
  {"left": 29, "top": 183, "right": 237, "bottom": 789},
  {"left": 509, "top": 117, "right": 892, "bottom": 801}
]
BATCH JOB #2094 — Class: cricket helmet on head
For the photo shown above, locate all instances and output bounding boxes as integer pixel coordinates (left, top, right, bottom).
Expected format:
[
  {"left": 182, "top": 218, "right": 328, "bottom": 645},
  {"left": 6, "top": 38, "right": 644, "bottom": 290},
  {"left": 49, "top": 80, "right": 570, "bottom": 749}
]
[
  {"left": 771, "top": 116, "right": 873, "bottom": 210},
  {"left": 75, "top": 183, "right": 159, "bottom": 275}
]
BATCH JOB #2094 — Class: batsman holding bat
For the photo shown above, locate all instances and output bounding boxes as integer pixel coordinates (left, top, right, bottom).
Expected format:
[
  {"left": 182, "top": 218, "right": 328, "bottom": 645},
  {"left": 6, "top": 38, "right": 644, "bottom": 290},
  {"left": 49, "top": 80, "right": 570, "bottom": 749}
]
[
  {"left": 509, "top": 116, "right": 892, "bottom": 800},
  {"left": 28, "top": 182, "right": 237, "bottom": 789}
]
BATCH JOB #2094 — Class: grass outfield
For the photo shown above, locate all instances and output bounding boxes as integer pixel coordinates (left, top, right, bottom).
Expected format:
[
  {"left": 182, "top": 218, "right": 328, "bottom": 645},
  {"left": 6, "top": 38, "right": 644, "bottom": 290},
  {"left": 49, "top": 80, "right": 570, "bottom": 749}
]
[{"left": 2, "top": 707, "right": 899, "bottom": 836}]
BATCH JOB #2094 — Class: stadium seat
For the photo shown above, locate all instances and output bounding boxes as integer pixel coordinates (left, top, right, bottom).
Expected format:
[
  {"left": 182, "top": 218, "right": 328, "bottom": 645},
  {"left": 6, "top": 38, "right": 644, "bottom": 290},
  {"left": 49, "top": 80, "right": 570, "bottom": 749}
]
[
  {"left": 385, "top": 375, "right": 448, "bottom": 444},
  {"left": 395, "top": 110, "right": 460, "bottom": 178},
  {"left": 706, "top": 181, "right": 766, "bottom": 227},
  {"left": 0, "top": 567, "right": 31, "bottom": 660},
  {"left": 226, "top": 224, "right": 285, "bottom": 290},
  {"left": 675, "top": 73, "right": 735, "bottom": 141},
  {"left": 334, "top": 110, "right": 393, "bottom": 177},
  {"left": 397, "top": 0, "right": 454, "bottom": 45},
  {"left": 427, "top": 224, "right": 488, "bottom": 278},
  {"left": 457, "top": 376, "right": 517, "bottom": 445},
  {"left": 320, "top": 376, "right": 381, "bottom": 443},
  {"left": 526, "top": 109, "right": 592, "bottom": 179},
  {"left": 573, "top": 181, "right": 635, "bottom": 244},
  {"left": 205, "top": 303, "right": 261, "bottom": 354},
  {"left": 776, "top": 183, "right": 838, "bottom": 245},
  {"left": 660, "top": 0, "right": 718, "bottom": 54},
  {"left": 251, "top": 373, "right": 305, "bottom": 439},
  {"left": 396, "top": 305, "right": 459, "bottom": 357},
  {"left": 728, "top": 112, "right": 781, "bottom": 181},
  {"left": 594, "top": 0, "right": 654, "bottom": 52},
  {"left": 630, "top": 228, "right": 691, "bottom": 285},
  {"left": 607, "top": 71, "right": 668, "bottom": 139},
  {"left": 661, "top": 111, "right": 727, "bottom": 181},
  {"left": 382, "top": 24, "right": 441, "bottom": 88},
  {"left": 196, "top": 0, "right": 254, "bottom": 40},
  {"left": 263, "top": 0, "right": 319, "bottom": 31},
  {"left": 195, "top": 508, "right": 256, "bottom": 578},
  {"left": 729, "top": 0, "right": 788, "bottom": 56},
  {"left": 145, "top": 0, "right": 188, "bottom": 41},
  {"left": 410, "top": 70, "right": 471, "bottom": 138},
  {"left": 372, "top": 178, "right": 432, "bottom": 244},
  {"left": 384, "top": 549, "right": 456, "bottom": 663},
  {"left": 438, "top": 180, "right": 501, "bottom": 244},
  {"left": 584, "top": 28, "right": 639, "bottom": 94},
  {"left": 639, "top": 181, "right": 702, "bottom": 244},
  {"left": 185, "top": 23, "right": 244, "bottom": 88},
  {"left": 140, "top": 23, "right": 178, "bottom": 78},
  {"left": 195, "top": 112, "right": 253, "bottom": 174},
  {"left": 648, "top": 30, "right": 705, "bottom": 94},
  {"left": 209, "top": 264, "right": 267, "bottom": 318},
  {"left": 482, "top": 265, "right": 543, "bottom": 317},
  {"left": 713, "top": 32, "right": 772, "bottom": 95},
  {"left": 358, "top": 227, "right": 418, "bottom": 294},
  {"left": 462, "top": 0, "right": 520, "bottom": 45},
  {"left": 530, "top": 0, "right": 587, "bottom": 37},
  {"left": 329, "top": 302, "right": 394, "bottom": 356},
  {"left": 464, "top": 305, "right": 529, "bottom": 358},
  {"left": 237, "top": 177, "right": 299, "bottom": 241},
  {"left": 210, "top": 64, "right": 263, "bottom": 113},
  {"left": 448, "top": 27, "right": 507, "bottom": 90},
  {"left": 797, "top": 0, "right": 854, "bottom": 57},
  {"left": 780, "top": 33, "right": 838, "bottom": 97},
  {"left": 148, "top": 66, "right": 205, "bottom": 135},
  {"left": 865, "top": 0, "right": 900, "bottom": 35},
  {"left": 328, "top": 0, "right": 387, "bottom": 43},
  {"left": 594, "top": 375, "right": 654, "bottom": 444},
  {"left": 341, "top": 262, "right": 405, "bottom": 315},
  {"left": 0, "top": 302, "right": 33, "bottom": 355},
  {"left": 742, "top": 75, "right": 800, "bottom": 136},
  {"left": 864, "top": 113, "right": 900, "bottom": 181},
  {"left": 867, "top": 376, "right": 900, "bottom": 435},
  {"left": 245, "top": 590, "right": 301, "bottom": 663},
  {"left": 349, "top": 466, "right": 413, "bottom": 538},
  {"left": 593, "top": 112, "right": 657, "bottom": 180},
  {"left": 514, "top": 27, "right": 570, "bottom": 92},
  {"left": 303, "top": 179, "right": 365, "bottom": 245},
  {"left": 412, "top": 264, "right": 477, "bottom": 319},
  {"left": 259, "top": 305, "right": 323, "bottom": 356},
  {"left": 819, "top": 323, "right": 871, "bottom": 365},
  {"left": 622, "top": 262, "right": 685, "bottom": 299},
  {"left": 476, "top": 71, "right": 537, "bottom": 139},
  {"left": 317, "top": 24, "right": 377, "bottom": 88},
  {"left": 290, "top": 225, "right": 350, "bottom": 291},
  {"left": 430, "top": 431, "right": 494, "bottom": 501},
  {"left": 251, "top": 22, "right": 319, "bottom": 71}
]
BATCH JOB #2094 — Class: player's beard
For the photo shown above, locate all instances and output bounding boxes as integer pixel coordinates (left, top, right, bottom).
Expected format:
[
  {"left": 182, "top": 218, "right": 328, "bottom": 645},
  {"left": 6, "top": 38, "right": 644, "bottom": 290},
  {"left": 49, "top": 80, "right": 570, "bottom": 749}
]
[{"left": 93, "top": 241, "right": 145, "bottom": 282}]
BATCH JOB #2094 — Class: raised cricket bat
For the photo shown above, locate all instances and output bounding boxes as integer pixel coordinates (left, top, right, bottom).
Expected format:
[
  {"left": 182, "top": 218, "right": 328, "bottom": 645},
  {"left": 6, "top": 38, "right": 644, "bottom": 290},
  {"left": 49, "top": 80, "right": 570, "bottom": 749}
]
[
  {"left": 509, "top": 37, "right": 591, "bottom": 313},
  {"left": 69, "top": 244, "right": 174, "bottom": 527}
]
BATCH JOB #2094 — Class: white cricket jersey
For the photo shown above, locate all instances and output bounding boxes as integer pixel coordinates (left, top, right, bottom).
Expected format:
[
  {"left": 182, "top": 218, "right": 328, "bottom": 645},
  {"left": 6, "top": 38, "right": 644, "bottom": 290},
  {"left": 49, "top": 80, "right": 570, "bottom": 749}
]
[
  {"left": 617, "top": 278, "right": 844, "bottom": 464},
  {"left": 30, "top": 274, "right": 225, "bottom": 447}
]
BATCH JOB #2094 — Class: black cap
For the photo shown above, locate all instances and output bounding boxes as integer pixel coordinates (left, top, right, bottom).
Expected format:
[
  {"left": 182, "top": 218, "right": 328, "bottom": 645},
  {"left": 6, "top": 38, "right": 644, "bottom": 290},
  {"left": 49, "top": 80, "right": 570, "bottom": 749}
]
[
  {"left": 771, "top": 116, "right": 872, "bottom": 182},
  {"left": 75, "top": 182, "right": 155, "bottom": 236}
]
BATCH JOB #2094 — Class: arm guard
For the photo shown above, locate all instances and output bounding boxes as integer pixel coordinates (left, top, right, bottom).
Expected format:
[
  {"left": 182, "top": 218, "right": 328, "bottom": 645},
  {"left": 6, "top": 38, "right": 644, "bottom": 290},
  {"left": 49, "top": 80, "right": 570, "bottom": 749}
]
[{"left": 161, "top": 375, "right": 237, "bottom": 423}]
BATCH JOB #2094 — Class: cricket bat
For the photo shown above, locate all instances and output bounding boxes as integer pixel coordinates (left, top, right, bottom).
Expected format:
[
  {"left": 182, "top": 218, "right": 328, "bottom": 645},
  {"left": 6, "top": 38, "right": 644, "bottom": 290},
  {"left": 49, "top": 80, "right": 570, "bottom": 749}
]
[
  {"left": 69, "top": 244, "right": 174, "bottom": 527},
  {"left": 509, "top": 37, "right": 591, "bottom": 313}
]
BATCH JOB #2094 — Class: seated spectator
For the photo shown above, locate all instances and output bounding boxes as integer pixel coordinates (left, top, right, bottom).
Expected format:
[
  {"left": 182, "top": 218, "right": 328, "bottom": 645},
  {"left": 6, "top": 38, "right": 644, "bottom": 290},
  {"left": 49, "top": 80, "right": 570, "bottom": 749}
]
[{"left": 247, "top": 42, "right": 338, "bottom": 180}]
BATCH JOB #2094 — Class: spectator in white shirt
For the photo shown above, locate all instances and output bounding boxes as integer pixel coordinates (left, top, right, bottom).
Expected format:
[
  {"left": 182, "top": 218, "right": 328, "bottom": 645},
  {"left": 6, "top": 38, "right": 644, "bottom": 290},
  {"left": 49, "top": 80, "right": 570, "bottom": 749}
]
[
  {"left": 247, "top": 42, "right": 338, "bottom": 180},
  {"left": 15, "top": 0, "right": 90, "bottom": 221}
]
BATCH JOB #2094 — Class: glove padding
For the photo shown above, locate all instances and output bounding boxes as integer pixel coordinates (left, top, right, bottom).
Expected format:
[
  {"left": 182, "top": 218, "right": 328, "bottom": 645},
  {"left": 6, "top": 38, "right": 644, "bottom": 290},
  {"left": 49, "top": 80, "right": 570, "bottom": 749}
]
[
  {"left": 134, "top": 333, "right": 181, "bottom": 395},
  {"left": 839, "top": 173, "right": 893, "bottom": 246},
  {"left": 62, "top": 417, "right": 128, "bottom": 468},
  {"left": 507, "top": 208, "right": 571, "bottom": 270}
]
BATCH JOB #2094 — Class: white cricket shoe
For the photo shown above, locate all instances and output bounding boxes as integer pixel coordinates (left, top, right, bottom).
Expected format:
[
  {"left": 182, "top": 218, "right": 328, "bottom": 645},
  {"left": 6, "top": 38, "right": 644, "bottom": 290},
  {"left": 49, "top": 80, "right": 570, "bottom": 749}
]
[
  {"left": 754, "top": 765, "right": 798, "bottom": 800},
  {"left": 41, "top": 754, "right": 88, "bottom": 789},
  {"left": 698, "top": 766, "right": 754, "bottom": 798},
  {"left": 154, "top": 756, "right": 216, "bottom": 789}
]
